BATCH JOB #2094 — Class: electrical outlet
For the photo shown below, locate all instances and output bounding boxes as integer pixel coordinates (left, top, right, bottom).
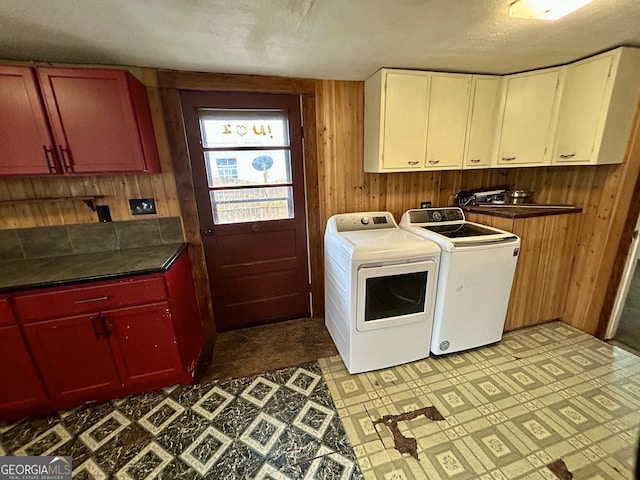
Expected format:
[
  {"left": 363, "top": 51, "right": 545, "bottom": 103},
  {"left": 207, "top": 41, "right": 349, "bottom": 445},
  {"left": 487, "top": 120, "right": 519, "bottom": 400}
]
[
  {"left": 96, "top": 205, "right": 112, "bottom": 222},
  {"left": 420, "top": 201, "right": 432, "bottom": 209},
  {"left": 129, "top": 198, "right": 157, "bottom": 215}
]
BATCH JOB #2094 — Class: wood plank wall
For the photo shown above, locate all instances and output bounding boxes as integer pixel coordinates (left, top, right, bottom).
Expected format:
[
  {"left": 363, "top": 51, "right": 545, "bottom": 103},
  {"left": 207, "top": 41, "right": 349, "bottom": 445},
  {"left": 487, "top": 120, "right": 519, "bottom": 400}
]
[
  {"left": 315, "top": 81, "right": 640, "bottom": 336},
  {"left": 2, "top": 70, "right": 639, "bottom": 339}
]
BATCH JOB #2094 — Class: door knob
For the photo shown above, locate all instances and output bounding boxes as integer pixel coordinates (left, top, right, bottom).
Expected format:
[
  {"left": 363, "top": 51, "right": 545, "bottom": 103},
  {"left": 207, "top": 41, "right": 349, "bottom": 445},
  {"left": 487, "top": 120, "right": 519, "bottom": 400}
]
[{"left": 202, "top": 227, "right": 214, "bottom": 236}]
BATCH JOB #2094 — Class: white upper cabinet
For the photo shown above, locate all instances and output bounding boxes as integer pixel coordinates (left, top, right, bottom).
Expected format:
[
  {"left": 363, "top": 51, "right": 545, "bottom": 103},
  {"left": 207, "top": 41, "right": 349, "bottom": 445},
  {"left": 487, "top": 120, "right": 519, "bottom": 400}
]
[
  {"left": 364, "top": 69, "right": 470, "bottom": 172},
  {"left": 495, "top": 67, "right": 563, "bottom": 167},
  {"left": 425, "top": 73, "right": 471, "bottom": 170},
  {"left": 364, "top": 47, "right": 640, "bottom": 173},
  {"left": 552, "top": 47, "right": 640, "bottom": 166},
  {"left": 463, "top": 75, "right": 502, "bottom": 169},
  {"left": 381, "top": 71, "right": 429, "bottom": 170}
]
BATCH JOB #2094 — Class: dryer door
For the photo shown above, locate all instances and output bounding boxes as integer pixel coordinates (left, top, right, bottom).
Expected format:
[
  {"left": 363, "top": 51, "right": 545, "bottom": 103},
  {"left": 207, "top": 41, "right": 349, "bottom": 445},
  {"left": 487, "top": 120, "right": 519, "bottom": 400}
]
[{"left": 356, "top": 260, "right": 437, "bottom": 332}]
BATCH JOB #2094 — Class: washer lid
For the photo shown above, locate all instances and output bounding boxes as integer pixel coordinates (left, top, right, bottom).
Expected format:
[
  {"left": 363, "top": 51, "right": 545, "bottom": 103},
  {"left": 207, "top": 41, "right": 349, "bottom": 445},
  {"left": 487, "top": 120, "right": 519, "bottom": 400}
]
[{"left": 337, "top": 228, "right": 440, "bottom": 261}]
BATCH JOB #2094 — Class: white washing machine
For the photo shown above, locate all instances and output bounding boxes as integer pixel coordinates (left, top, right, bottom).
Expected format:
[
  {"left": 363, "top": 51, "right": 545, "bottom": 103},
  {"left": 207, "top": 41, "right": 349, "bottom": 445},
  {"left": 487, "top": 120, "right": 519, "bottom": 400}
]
[
  {"left": 400, "top": 207, "right": 520, "bottom": 355},
  {"left": 324, "top": 212, "right": 440, "bottom": 374}
]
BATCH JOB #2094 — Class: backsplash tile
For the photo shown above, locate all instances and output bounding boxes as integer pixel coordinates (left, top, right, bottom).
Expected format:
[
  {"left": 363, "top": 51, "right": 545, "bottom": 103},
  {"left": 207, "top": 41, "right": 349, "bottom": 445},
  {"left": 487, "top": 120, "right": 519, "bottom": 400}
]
[
  {"left": 158, "top": 217, "right": 185, "bottom": 244},
  {"left": 68, "top": 223, "right": 119, "bottom": 254},
  {"left": 115, "top": 219, "right": 163, "bottom": 249},
  {"left": 1, "top": 218, "right": 184, "bottom": 260},
  {"left": 0, "top": 230, "right": 24, "bottom": 261},
  {"left": 18, "top": 225, "right": 73, "bottom": 259}
]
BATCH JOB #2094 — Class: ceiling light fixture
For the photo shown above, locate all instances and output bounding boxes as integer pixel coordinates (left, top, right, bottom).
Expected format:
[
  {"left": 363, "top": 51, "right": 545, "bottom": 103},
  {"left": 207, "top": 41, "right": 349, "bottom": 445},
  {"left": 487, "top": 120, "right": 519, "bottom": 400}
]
[{"left": 509, "top": 0, "right": 593, "bottom": 20}]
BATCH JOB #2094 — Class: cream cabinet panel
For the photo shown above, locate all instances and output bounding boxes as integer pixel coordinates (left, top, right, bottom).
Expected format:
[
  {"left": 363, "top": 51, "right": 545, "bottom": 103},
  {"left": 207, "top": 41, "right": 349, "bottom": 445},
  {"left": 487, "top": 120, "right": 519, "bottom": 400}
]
[
  {"left": 425, "top": 74, "right": 470, "bottom": 170},
  {"left": 463, "top": 76, "right": 501, "bottom": 169},
  {"left": 496, "top": 68, "right": 562, "bottom": 167},
  {"left": 364, "top": 69, "right": 429, "bottom": 172},
  {"left": 553, "top": 47, "right": 640, "bottom": 166}
]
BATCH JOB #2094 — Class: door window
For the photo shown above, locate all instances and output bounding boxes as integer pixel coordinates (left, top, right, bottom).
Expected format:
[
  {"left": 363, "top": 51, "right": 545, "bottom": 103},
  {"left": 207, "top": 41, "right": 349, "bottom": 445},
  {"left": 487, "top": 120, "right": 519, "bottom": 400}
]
[{"left": 198, "top": 109, "right": 294, "bottom": 224}]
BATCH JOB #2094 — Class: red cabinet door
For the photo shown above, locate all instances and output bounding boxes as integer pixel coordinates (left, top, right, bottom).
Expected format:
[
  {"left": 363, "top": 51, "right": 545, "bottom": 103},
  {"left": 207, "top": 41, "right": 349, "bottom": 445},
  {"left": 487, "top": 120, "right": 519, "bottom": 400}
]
[
  {"left": 36, "top": 67, "right": 159, "bottom": 174},
  {"left": 0, "top": 66, "right": 58, "bottom": 175},
  {"left": 0, "top": 326, "right": 48, "bottom": 420},
  {"left": 23, "top": 314, "right": 122, "bottom": 405},
  {"left": 105, "top": 302, "right": 182, "bottom": 387}
]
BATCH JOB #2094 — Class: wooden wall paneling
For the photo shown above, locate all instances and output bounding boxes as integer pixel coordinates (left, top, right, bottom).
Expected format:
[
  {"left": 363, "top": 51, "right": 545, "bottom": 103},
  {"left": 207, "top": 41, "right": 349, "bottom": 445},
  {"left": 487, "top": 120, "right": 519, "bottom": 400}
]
[
  {"left": 301, "top": 94, "right": 323, "bottom": 317},
  {"left": 315, "top": 80, "right": 378, "bottom": 224},
  {"left": 158, "top": 87, "right": 215, "bottom": 338},
  {"left": 142, "top": 68, "right": 181, "bottom": 219},
  {"left": 4, "top": 179, "right": 42, "bottom": 227},
  {"left": 542, "top": 213, "right": 581, "bottom": 322},
  {"left": 564, "top": 99, "right": 640, "bottom": 334}
]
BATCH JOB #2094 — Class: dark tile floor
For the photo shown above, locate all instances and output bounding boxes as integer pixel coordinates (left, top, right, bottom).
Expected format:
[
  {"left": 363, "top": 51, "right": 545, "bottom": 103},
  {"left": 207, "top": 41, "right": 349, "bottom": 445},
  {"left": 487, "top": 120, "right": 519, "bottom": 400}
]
[{"left": 202, "top": 317, "right": 338, "bottom": 381}]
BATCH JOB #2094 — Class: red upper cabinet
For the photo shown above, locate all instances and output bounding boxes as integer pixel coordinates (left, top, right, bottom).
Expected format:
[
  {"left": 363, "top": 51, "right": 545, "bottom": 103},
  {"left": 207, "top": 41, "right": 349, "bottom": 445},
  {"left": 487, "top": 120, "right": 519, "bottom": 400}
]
[
  {"left": 0, "top": 66, "right": 59, "bottom": 175},
  {"left": 36, "top": 67, "right": 160, "bottom": 174},
  {"left": 0, "top": 65, "right": 160, "bottom": 176}
]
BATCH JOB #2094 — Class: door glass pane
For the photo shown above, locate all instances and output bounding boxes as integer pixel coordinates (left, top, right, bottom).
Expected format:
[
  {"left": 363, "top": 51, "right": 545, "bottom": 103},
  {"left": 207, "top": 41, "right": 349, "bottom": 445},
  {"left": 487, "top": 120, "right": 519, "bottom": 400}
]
[
  {"left": 210, "top": 187, "right": 294, "bottom": 224},
  {"left": 199, "top": 110, "right": 289, "bottom": 148},
  {"left": 364, "top": 271, "right": 427, "bottom": 321},
  {"left": 204, "top": 150, "right": 292, "bottom": 187}
]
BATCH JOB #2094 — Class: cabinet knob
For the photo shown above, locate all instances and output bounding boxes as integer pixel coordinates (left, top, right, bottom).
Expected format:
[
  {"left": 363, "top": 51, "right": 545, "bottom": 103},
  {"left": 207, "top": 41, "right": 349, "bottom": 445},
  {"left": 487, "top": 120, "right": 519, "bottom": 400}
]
[
  {"left": 559, "top": 153, "right": 576, "bottom": 159},
  {"left": 470, "top": 159, "right": 481, "bottom": 164},
  {"left": 501, "top": 156, "right": 516, "bottom": 161},
  {"left": 407, "top": 161, "right": 419, "bottom": 165},
  {"left": 428, "top": 160, "right": 440, "bottom": 165},
  {"left": 202, "top": 227, "right": 214, "bottom": 236}
]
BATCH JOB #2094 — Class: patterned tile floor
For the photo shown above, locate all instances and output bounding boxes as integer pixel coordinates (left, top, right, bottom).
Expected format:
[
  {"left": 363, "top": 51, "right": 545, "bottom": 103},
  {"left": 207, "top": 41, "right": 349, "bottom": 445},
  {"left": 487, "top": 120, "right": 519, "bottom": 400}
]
[
  {"left": 0, "top": 362, "right": 363, "bottom": 479},
  {"left": 320, "top": 322, "right": 640, "bottom": 479}
]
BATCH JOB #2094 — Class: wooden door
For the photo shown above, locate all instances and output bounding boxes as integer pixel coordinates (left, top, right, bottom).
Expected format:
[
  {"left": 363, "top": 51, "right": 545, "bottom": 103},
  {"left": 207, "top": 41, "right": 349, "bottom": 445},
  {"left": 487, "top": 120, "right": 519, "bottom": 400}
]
[
  {"left": 0, "top": 65, "right": 58, "bottom": 175},
  {"left": 181, "top": 91, "right": 311, "bottom": 331}
]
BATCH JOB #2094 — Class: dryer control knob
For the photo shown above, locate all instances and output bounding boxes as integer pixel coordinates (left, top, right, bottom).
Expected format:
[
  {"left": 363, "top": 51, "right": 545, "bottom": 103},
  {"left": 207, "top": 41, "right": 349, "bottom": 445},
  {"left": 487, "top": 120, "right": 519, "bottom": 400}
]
[{"left": 361, "top": 216, "right": 370, "bottom": 225}]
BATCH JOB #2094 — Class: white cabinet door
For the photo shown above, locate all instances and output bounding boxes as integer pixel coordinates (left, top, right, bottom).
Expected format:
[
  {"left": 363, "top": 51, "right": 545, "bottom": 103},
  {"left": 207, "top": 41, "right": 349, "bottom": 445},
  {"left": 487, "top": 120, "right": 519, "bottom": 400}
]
[
  {"left": 425, "top": 74, "right": 470, "bottom": 169},
  {"left": 553, "top": 54, "right": 613, "bottom": 164},
  {"left": 552, "top": 47, "right": 640, "bottom": 166},
  {"left": 496, "top": 68, "right": 562, "bottom": 167},
  {"left": 464, "top": 76, "right": 501, "bottom": 169},
  {"left": 382, "top": 72, "right": 429, "bottom": 170}
]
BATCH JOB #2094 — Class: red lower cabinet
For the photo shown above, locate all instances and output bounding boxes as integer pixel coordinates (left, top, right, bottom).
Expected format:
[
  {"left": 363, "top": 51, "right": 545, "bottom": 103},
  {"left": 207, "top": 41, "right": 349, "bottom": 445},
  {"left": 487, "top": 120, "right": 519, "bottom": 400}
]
[
  {"left": 107, "top": 302, "right": 183, "bottom": 388},
  {"left": 0, "top": 326, "right": 48, "bottom": 419},
  {"left": 22, "top": 314, "right": 122, "bottom": 405},
  {"left": 2, "top": 249, "right": 204, "bottom": 422}
]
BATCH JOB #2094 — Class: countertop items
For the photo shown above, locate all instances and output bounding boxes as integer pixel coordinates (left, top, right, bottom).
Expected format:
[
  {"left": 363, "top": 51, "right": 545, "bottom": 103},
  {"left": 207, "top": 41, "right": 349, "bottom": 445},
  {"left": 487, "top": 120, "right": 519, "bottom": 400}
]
[
  {"left": 0, "top": 243, "right": 186, "bottom": 293},
  {"left": 463, "top": 204, "right": 582, "bottom": 218}
]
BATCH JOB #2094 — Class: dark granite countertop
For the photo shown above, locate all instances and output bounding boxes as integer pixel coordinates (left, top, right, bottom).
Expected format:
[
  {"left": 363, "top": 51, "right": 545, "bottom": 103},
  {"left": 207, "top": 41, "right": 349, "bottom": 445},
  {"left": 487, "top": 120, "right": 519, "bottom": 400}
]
[
  {"left": 463, "top": 204, "right": 582, "bottom": 219},
  {"left": 0, "top": 243, "right": 187, "bottom": 294}
]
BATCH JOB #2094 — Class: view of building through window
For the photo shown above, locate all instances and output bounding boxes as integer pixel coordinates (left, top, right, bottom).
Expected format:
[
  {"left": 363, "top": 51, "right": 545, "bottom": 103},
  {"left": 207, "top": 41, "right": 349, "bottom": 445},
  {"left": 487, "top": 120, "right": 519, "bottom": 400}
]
[{"left": 198, "top": 109, "right": 294, "bottom": 224}]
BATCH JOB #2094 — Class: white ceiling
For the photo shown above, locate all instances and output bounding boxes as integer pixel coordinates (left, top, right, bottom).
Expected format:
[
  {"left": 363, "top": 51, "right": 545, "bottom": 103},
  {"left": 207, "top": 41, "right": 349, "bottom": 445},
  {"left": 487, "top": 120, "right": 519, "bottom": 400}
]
[{"left": 1, "top": 0, "right": 640, "bottom": 81}]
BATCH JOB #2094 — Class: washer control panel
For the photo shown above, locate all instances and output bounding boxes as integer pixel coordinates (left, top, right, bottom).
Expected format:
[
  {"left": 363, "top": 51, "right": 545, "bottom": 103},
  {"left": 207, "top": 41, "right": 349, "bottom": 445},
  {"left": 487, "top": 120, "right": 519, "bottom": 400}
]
[{"left": 406, "top": 207, "right": 465, "bottom": 224}]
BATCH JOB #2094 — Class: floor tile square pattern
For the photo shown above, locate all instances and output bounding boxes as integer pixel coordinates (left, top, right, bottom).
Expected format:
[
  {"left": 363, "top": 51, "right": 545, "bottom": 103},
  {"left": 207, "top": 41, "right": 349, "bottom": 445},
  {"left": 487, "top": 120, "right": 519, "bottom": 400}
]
[
  {"left": 0, "top": 362, "right": 364, "bottom": 480},
  {"left": 320, "top": 322, "right": 640, "bottom": 479}
]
